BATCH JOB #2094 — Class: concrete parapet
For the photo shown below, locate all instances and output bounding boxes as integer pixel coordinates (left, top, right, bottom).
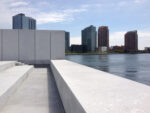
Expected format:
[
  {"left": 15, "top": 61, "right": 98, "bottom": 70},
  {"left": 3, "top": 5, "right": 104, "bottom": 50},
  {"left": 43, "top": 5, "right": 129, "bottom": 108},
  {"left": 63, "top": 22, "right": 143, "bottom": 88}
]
[
  {"left": 51, "top": 60, "right": 150, "bottom": 113},
  {"left": 2, "top": 30, "right": 19, "bottom": 61}
]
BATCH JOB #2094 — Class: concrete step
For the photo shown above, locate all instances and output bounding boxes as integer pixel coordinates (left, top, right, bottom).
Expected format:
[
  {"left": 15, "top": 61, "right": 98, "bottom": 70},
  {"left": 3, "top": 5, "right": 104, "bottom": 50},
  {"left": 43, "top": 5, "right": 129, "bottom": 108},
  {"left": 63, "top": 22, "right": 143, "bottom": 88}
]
[
  {"left": 0, "top": 65, "right": 33, "bottom": 111},
  {"left": 0, "top": 68, "right": 65, "bottom": 113},
  {"left": 0, "top": 61, "right": 16, "bottom": 72}
]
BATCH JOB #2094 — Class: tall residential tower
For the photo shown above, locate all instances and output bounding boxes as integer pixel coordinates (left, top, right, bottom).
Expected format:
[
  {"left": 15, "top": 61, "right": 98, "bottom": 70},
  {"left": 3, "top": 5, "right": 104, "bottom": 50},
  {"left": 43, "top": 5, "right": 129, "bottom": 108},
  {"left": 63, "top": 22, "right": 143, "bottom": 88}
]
[
  {"left": 98, "top": 26, "right": 109, "bottom": 51},
  {"left": 82, "top": 25, "right": 97, "bottom": 51},
  {"left": 125, "top": 30, "right": 138, "bottom": 52},
  {"left": 13, "top": 13, "right": 36, "bottom": 30}
]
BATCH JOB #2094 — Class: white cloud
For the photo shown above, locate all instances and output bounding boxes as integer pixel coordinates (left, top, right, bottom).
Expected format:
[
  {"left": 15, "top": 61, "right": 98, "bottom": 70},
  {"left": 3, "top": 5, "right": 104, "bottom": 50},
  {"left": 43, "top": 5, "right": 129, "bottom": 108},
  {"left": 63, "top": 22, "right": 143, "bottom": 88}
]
[
  {"left": 134, "top": 0, "right": 146, "bottom": 4},
  {"left": 63, "top": 8, "right": 87, "bottom": 13},
  {"left": 10, "top": 1, "right": 28, "bottom": 7},
  {"left": 110, "top": 31, "right": 125, "bottom": 46},
  {"left": 138, "top": 31, "right": 150, "bottom": 49},
  {"left": 36, "top": 12, "right": 68, "bottom": 24},
  {"left": 0, "top": 0, "right": 88, "bottom": 28},
  {"left": 118, "top": 1, "right": 127, "bottom": 7},
  {"left": 70, "top": 37, "right": 81, "bottom": 46},
  {"left": 36, "top": 8, "right": 87, "bottom": 24}
]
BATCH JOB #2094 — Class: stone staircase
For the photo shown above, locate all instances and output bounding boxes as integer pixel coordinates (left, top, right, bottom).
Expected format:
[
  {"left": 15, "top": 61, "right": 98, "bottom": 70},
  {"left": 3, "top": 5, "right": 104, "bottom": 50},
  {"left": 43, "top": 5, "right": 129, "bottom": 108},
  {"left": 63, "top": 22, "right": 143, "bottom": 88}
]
[
  {"left": 0, "top": 61, "right": 65, "bottom": 113},
  {"left": 0, "top": 61, "right": 33, "bottom": 111}
]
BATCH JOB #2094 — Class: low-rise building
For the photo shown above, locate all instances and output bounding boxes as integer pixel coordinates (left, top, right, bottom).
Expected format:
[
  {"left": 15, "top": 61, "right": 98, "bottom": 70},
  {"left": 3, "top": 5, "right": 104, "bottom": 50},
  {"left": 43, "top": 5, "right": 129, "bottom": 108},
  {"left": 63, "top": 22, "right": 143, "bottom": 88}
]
[
  {"left": 145, "top": 47, "right": 150, "bottom": 52},
  {"left": 70, "top": 45, "right": 87, "bottom": 53}
]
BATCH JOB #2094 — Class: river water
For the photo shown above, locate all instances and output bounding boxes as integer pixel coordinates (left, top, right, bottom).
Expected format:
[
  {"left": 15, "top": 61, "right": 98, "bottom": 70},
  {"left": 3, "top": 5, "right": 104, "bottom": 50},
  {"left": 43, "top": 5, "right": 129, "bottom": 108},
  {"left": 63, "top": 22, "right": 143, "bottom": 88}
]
[{"left": 66, "top": 54, "right": 150, "bottom": 86}]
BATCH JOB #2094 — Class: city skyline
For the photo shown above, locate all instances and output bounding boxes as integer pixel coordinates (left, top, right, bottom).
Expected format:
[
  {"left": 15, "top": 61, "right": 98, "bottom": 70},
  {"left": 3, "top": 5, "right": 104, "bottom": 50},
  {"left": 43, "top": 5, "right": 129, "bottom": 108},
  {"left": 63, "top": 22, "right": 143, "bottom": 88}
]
[{"left": 0, "top": 0, "right": 150, "bottom": 49}]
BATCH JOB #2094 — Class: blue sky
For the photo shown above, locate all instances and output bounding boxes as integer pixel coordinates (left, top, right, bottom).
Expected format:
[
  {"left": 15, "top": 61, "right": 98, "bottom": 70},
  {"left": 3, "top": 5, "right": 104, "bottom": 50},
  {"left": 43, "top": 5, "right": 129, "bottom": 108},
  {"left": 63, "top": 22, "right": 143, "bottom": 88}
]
[{"left": 0, "top": 0, "right": 150, "bottom": 49}]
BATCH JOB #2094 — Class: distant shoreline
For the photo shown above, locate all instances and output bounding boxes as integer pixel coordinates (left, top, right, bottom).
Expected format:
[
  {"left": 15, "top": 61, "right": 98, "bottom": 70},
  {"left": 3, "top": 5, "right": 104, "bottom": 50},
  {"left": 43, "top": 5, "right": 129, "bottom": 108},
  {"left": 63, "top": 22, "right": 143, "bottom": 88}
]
[{"left": 65, "top": 52, "right": 150, "bottom": 55}]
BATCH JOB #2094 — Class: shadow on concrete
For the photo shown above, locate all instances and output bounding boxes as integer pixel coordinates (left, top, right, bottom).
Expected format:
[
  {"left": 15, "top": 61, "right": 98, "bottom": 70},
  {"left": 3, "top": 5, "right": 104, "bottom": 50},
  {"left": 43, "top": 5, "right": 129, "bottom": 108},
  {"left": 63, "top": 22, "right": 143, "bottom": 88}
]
[
  {"left": 34, "top": 64, "right": 50, "bottom": 68},
  {"left": 47, "top": 66, "right": 66, "bottom": 113}
]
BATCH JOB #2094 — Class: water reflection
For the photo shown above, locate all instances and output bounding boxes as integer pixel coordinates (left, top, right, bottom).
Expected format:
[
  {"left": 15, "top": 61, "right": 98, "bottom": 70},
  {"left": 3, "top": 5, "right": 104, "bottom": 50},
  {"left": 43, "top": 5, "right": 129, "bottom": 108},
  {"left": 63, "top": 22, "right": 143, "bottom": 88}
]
[
  {"left": 124, "top": 54, "right": 139, "bottom": 80},
  {"left": 98, "top": 55, "right": 109, "bottom": 72},
  {"left": 66, "top": 54, "right": 150, "bottom": 86}
]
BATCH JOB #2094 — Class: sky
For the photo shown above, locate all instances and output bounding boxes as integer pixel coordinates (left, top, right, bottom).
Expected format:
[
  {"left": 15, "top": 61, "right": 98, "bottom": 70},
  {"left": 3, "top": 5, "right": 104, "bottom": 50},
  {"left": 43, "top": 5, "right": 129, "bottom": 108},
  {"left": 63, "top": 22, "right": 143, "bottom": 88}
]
[{"left": 0, "top": 0, "right": 150, "bottom": 50}]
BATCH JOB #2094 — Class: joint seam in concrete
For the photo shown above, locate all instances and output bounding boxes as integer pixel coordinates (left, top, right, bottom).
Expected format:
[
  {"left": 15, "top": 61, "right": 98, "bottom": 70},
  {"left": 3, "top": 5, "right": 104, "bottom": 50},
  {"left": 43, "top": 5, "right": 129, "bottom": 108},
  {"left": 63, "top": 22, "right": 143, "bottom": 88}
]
[{"left": 1, "top": 30, "right": 3, "bottom": 61}]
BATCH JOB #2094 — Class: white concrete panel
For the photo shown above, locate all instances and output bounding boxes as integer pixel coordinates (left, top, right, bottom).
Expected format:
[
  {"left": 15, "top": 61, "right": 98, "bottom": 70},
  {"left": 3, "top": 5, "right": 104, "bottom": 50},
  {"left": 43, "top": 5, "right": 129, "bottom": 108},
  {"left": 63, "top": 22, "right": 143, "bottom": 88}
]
[
  {"left": 19, "top": 30, "right": 35, "bottom": 64},
  {"left": 2, "top": 30, "right": 18, "bottom": 60},
  {"left": 0, "top": 30, "right": 2, "bottom": 60},
  {"left": 51, "top": 31, "right": 65, "bottom": 60},
  {"left": 35, "top": 30, "right": 50, "bottom": 64}
]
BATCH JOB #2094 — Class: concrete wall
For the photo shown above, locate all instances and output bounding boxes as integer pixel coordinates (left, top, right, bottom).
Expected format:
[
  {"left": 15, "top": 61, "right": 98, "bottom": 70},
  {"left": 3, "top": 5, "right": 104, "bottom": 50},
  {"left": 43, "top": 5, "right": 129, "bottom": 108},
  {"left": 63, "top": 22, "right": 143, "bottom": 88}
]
[
  {"left": 35, "top": 30, "right": 51, "bottom": 64},
  {"left": 0, "top": 29, "right": 65, "bottom": 64},
  {"left": 0, "top": 30, "right": 2, "bottom": 60},
  {"left": 2, "top": 30, "right": 19, "bottom": 61},
  {"left": 51, "top": 31, "right": 65, "bottom": 60},
  {"left": 51, "top": 60, "right": 150, "bottom": 113},
  {"left": 19, "top": 30, "right": 35, "bottom": 64}
]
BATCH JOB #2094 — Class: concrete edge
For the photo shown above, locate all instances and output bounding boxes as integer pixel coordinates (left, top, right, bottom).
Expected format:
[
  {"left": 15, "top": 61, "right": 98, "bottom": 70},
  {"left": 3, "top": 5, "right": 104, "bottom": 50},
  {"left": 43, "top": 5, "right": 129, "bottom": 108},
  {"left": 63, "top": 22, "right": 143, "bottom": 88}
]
[
  {"left": 0, "top": 61, "right": 16, "bottom": 72},
  {"left": 50, "top": 61, "right": 86, "bottom": 113},
  {"left": 50, "top": 60, "right": 150, "bottom": 113}
]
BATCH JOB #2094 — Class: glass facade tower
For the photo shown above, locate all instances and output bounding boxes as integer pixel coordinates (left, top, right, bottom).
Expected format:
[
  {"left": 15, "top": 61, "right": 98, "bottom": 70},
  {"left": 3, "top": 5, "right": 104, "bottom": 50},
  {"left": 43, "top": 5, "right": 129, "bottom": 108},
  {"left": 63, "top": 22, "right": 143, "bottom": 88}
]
[
  {"left": 82, "top": 25, "right": 97, "bottom": 51},
  {"left": 65, "top": 32, "right": 70, "bottom": 52},
  {"left": 13, "top": 13, "right": 36, "bottom": 30}
]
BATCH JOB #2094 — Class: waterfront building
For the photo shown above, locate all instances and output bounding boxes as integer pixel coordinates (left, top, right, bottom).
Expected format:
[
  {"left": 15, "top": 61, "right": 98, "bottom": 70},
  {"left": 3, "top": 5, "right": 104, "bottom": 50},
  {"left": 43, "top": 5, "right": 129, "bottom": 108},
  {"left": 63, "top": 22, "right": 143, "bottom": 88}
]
[
  {"left": 110, "top": 46, "right": 125, "bottom": 51},
  {"left": 98, "top": 26, "right": 109, "bottom": 51},
  {"left": 82, "top": 25, "right": 97, "bottom": 51},
  {"left": 109, "top": 46, "right": 124, "bottom": 53},
  {"left": 145, "top": 47, "right": 150, "bottom": 53},
  {"left": 125, "top": 30, "right": 138, "bottom": 52},
  {"left": 65, "top": 32, "right": 70, "bottom": 52},
  {"left": 13, "top": 13, "right": 36, "bottom": 29},
  {"left": 70, "top": 45, "right": 87, "bottom": 53}
]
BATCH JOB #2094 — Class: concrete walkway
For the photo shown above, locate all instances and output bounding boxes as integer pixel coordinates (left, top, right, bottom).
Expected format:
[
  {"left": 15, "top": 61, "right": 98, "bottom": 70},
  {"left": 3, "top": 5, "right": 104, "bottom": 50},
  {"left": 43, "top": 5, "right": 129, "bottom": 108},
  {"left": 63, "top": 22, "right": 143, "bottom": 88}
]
[{"left": 0, "top": 67, "right": 65, "bottom": 113}]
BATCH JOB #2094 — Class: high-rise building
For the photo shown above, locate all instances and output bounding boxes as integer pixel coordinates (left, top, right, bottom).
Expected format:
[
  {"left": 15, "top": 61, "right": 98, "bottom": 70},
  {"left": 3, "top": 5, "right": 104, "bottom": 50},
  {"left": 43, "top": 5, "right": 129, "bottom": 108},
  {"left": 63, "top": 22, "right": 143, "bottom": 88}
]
[
  {"left": 65, "top": 32, "right": 70, "bottom": 52},
  {"left": 98, "top": 26, "right": 109, "bottom": 50},
  {"left": 13, "top": 13, "right": 36, "bottom": 29},
  {"left": 125, "top": 30, "right": 138, "bottom": 52},
  {"left": 82, "top": 25, "right": 97, "bottom": 51}
]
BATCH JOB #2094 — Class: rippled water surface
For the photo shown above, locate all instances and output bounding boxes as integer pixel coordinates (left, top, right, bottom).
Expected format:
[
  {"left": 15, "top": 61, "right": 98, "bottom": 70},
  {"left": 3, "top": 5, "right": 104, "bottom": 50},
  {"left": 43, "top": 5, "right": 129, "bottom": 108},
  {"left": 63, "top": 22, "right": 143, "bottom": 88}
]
[{"left": 66, "top": 54, "right": 150, "bottom": 86}]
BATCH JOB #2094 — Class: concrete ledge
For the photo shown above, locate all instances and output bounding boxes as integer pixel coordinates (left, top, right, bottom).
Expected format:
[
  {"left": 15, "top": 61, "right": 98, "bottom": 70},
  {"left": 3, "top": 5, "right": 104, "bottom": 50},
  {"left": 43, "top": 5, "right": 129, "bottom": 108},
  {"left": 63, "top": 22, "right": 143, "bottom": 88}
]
[
  {"left": 0, "top": 61, "right": 16, "bottom": 72},
  {"left": 51, "top": 60, "right": 150, "bottom": 113},
  {"left": 0, "top": 65, "right": 33, "bottom": 110}
]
